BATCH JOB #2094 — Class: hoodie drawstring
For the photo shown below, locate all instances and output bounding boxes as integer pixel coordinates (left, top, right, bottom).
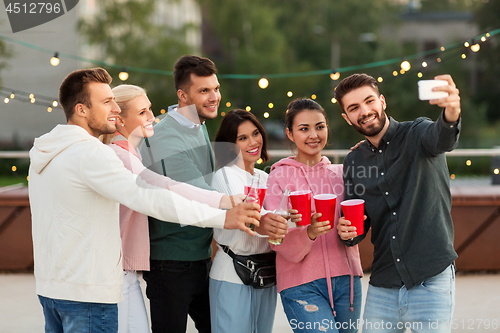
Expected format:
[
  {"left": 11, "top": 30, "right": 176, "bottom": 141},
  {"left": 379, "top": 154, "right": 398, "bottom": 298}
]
[{"left": 321, "top": 236, "right": 336, "bottom": 316}]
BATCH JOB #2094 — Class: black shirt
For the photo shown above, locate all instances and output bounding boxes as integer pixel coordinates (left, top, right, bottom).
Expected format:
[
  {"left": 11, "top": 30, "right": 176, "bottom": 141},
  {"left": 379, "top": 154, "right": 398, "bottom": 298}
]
[{"left": 342, "top": 113, "right": 460, "bottom": 289}]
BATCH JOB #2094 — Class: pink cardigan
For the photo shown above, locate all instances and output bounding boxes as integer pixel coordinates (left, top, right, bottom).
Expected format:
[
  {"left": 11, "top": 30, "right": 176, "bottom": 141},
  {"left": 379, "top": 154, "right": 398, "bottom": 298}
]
[
  {"left": 265, "top": 156, "right": 363, "bottom": 314},
  {"left": 109, "top": 139, "right": 224, "bottom": 271}
]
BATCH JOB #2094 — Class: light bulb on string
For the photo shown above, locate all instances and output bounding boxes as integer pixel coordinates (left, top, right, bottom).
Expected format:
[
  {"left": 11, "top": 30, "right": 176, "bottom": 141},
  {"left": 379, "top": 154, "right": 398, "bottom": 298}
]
[
  {"left": 417, "top": 72, "right": 423, "bottom": 78},
  {"left": 4, "top": 97, "right": 9, "bottom": 103},
  {"left": 464, "top": 41, "right": 470, "bottom": 47},
  {"left": 486, "top": 33, "right": 490, "bottom": 37},
  {"left": 287, "top": 91, "right": 293, "bottom": 97},
  {"left": 377, "top": 77, "right": 383, "bottom": 83},
  {"left": 400, "top": 69, "right": 406, "bottom": 75},
  {"left": 481, "top": 36, "right": 486, "bottom": 42},
  {"left": 29, "top": 93, "right": 34, "bottom": 99},
  {"left": 471, "top": 44, "right": 480, "bottom": 52},
  {"left": 311, "top": 94, "right": 317, "bottom": 100},
  {"left": 422, "top": 61, "right": 428, "bottom": 68},
  {"left": 440, "top": 46, "right": 445, "bottom": 52},
  {"left": 47, "top": 107, "right": 52, "bottom": 112},
  {"left": 263, "top": 112, "right": 269, "bottom": 118},
  {"left": 392, "top": 71, "right": 398, "bottom": 77},
  {"left": 246, "top": 106, "right": 251, "bottom": 112},
  {"left": 52, "top": 101, "right": 58, "bottom": 107},
  {"left": 10, "top": 93, "right": 15, "bottom": 99},
  {"left": 258, "top": 78, "right": 268, "bottom": 89},
  {"left": 119, "top": 68, "right": 129, "bottom": 81},
  {"left": 401, "top": 60, "right": 411, "bottom": 71},
  {"left": 331, "top": 98, "right": 337, "bottom": 104},
  {"left": 330, "top": 70, "right": 340, "bottom": 81},
  {"left": 461, "top": 54, "right": 467, "bottom": 59},
  {"left": 226, "top": 102, "right": 231, "bottom": 107},
  {"left": 50, "top": 52, "right": 60, "bottom": 66},
  {"left": 30, "top": 98, "right": 35, "bottom": 103},
  {"left": 268, "top": 102, "right": 274, "bottom": 109}
]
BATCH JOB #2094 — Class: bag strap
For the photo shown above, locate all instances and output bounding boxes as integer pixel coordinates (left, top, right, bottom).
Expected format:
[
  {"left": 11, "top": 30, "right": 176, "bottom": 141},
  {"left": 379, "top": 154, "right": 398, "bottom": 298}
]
[{"left": 219, "top": 244, "right": 237, "bottom": 259}]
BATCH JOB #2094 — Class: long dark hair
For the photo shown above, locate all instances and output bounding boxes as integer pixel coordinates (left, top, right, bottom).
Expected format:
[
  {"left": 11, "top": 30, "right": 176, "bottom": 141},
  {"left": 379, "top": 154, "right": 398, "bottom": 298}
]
[{"left": 215, "top": 109, "right": 269, "bottom": 168}]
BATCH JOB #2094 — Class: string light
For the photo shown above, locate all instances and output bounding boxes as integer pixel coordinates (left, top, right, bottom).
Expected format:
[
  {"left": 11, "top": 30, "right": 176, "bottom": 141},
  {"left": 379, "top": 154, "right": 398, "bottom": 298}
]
[
  {"left": 12, "top": 166, "right": 17, "bottom": 172},
  {"left": 466, "top": 160, "right": 472, "bottom": 166},
  {"left": 464, "top": 41, "right": 470, "bottom": 47},
  {"left": 400, "top": 69, "right": 405, "bottom": 75},
  {"left": 481, "top": 36, "right": 486, "bottom": 42},
  {"left": 417, "top": 72, "right": 423, "bottom": 78},
  {"left": 246, "top": 106, "right": 251, "bottom": 111},
  {"left": 263, "top": 112, "right": 269, "bottom": 118},
  {"left": 258, "top": 78, "right": 269, "bottom": 89},
  {"left": 10, "top": 93, "right": 15, "bottom": 99},
  {"left": 437, "top": 58, "right": 442, "bottom": 62},
  {"left": 221, "top": 112, "right": 226, "bottom": 117},
  {"left": 154, "top": 118, "right": 160, "bottom": 123},
  {"left": 377, "top": 77, "right": 383, "bottom": 83},
  {"left": 4, "top": 97, "right": 9, "bottom": 103},
  {"left": 440, "top": 46, "right": 446, "bottom": 51},
  {"left": 311, "top": 94, "right": 317, "bottom": 100},
  {"left": 401, "top": 60, "right": 411, "bottom": 71},
  {"left": 331, "top": 98, "right": 337, "bottom": 104},
  {"left": 486, "top": 33, "right": 490, "bottom": 37},
  {"left": 47, "top": 107, "right": 52, "bottom": 112},
  {"left": 160, "top": 109, "right": 166, "bottom": 114},
  {"left": 330, "top": 71, "right": 340, "bottom": 80},
  {"left": 450, "top": 174, "right": 456, "bottom": 180},
  {"left": 494, "top": 169, "right": 499, "bottom": 175},
  {"left": 226, "top": 102, "right": 231, "bottom": 107},
  {"left": 422, "top": 61, "right": 428, "bottom": 68},
  {"left": 461, "top": 54, "right": 467, "bottom": 59},
  {"left": 257, "top": 158, "right": 263, "bottom": 164},
  {"left": 287, "top": 91, "right": 293, "bottom": 97},
  {"left": 52, "top": 101, "right": 58, "bottom": 107},
  {"left": 119, "top": 68, "right": 129, "bottom": 81},
  {"left": 30, "top": 98, "right": 35, "bottom": 103},
  {"left": 29, "top": 94, "right": 34, "bottom": 99},
  {"left": 392, "top": 71, "right": 398, "bottom": 77},
  {"left": 50, "top": 52, "right": 60, "bottom": 66},
  {"left": 471, "top": 44, "right": 480, "bottom": 52},
  {"left": 268, "top": 103, "right": 274, "bottom": 109}
]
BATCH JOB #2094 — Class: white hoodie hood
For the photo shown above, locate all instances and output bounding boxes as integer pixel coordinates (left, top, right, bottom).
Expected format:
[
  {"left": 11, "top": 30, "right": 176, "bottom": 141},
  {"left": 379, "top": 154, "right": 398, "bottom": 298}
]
[{"left": 30, "top": 124, "right": 96, "bottom": 174}]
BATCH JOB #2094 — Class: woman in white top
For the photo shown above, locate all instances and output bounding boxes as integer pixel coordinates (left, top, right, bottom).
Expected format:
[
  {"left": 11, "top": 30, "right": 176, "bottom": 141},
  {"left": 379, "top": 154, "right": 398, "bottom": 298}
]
[{"left": 210, "top": 109, "right": 282, "bottom": 333}]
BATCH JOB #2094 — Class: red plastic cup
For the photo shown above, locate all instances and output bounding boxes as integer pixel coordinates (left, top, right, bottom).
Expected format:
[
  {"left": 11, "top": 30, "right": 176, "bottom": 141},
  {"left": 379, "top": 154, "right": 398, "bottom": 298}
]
[
  {"left": 290, "top": 190, "right": 312, "bottom": 226},
  {"left": 341, "top": 199, "right": 365, "bottom": 236},
  {"left": 244, "top": 185, "right": 267, "bottom": 209},
  {"left": 313, "top": 194, "right": 337, "bottom": 228}
]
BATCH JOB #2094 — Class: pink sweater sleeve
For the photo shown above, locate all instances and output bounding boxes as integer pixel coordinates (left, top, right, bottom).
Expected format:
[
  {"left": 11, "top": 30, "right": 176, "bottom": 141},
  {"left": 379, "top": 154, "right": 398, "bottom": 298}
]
[{"left": 111, "top": 144, "right": 223, "bottom": 209}]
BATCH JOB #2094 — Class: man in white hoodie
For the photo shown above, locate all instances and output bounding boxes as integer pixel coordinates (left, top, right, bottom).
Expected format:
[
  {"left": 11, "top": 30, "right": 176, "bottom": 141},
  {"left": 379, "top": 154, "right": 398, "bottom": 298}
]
[{"left": 29, "top": 68, "right": 260, "bottom": 333}]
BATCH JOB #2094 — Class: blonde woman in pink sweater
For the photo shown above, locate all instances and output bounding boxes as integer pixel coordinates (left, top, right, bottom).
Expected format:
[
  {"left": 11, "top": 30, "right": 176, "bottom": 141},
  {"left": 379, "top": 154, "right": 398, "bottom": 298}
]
[
  {"left": 106, "top": 85, "right": 243, "bottom": 333},
  {"left": 265, "top": 99, "right": 363, "bottom": 333}
]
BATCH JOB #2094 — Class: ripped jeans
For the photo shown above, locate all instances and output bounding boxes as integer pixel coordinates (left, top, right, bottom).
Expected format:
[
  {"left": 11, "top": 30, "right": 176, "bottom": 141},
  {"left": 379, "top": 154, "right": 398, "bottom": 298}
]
[{"left": 280, "top": 275, "right": 362, "bottom": 333}]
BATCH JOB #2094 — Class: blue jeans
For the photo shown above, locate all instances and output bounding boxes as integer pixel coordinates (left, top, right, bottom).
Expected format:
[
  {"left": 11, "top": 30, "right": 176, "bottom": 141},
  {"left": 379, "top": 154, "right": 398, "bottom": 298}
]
[
  {"left": 38, "top": 295, "right": 118, "bottom": 333},
  {"left": 362, "top": 264, "right": 455, "bottom": 333},
  {"left": 280, "top": 275, "right": 362, "bottom": 333}
]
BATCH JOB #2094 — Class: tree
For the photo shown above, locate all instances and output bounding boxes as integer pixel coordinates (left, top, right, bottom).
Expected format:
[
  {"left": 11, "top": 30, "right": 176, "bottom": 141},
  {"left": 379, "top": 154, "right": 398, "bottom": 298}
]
[
  {"left": 473, "top": 0, "right": 500, "bottom": 125},
  {"left": 78, "top": 0, "right": 195, "bottom": 114}
]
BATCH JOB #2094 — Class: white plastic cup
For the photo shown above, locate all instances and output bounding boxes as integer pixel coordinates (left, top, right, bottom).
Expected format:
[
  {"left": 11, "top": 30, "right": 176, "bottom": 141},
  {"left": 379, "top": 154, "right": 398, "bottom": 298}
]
[{"left": 418, "top": 80, "right": 449, "bottom": 100}]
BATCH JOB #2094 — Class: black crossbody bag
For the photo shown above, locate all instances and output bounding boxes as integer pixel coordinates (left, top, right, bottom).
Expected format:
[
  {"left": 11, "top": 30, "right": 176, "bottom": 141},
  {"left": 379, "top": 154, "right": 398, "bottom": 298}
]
[{"left": 219, "top": 244, "right": 276, "bottom": 289}]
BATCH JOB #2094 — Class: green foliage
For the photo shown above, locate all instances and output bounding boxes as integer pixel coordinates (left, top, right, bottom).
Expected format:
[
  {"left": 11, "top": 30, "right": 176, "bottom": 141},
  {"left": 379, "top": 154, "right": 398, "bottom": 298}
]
[
  {"left": 473, "top": 0, "right": 500, "bottom": 124},
  {"left": 78, "top": 0, "right": 195, "bottom": 115}
]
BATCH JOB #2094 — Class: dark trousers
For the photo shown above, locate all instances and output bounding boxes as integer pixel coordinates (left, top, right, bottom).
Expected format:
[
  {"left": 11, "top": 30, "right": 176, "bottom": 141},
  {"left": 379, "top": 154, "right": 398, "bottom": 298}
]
[{"left": 143, "top": 258, "right": 212, "bottom": 333}]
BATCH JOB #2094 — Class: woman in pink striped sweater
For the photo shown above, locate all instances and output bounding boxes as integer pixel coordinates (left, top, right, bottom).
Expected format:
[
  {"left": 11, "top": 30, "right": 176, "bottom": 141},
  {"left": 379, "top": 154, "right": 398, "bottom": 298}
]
[
  {"left": 105, "top": 84, "right": 242, "bottom": 333},
  {"left": 265, "top": 98, "right": 363, "bottom": 333}
]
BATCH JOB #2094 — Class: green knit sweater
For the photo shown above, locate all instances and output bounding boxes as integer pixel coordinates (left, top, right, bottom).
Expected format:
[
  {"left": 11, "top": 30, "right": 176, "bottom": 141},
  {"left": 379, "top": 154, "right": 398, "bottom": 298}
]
[{"left": 140, "top": 113, "right": 215, "bottom": 261}]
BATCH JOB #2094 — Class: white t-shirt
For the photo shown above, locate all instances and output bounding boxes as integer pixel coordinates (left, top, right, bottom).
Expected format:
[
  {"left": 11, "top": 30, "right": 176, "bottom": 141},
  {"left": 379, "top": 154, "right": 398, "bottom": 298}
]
[{"left": 210, "top": 164, "right": 272, "bottom": 284}]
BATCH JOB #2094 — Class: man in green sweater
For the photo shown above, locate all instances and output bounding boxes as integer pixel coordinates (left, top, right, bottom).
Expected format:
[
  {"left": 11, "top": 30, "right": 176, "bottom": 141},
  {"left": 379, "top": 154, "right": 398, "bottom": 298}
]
[{"left": 139, "top": 55, "right": 239, "bottom": 332}]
